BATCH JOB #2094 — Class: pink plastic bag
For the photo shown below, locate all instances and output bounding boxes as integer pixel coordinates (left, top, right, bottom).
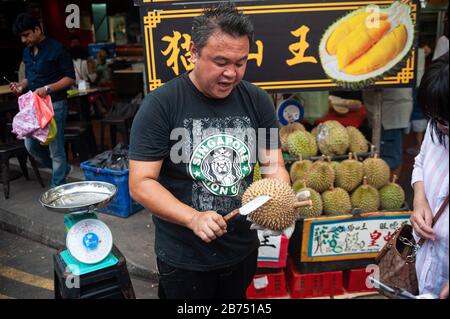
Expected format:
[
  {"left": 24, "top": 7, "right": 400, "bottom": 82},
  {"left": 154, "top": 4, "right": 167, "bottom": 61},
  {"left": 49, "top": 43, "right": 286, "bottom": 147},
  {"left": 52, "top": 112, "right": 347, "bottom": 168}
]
[
  {"left": 33, "top": 93, "right": 54, "bottom": 128},
  {"left": 12, "top": 91, "right": 49, "bottom": 143}
]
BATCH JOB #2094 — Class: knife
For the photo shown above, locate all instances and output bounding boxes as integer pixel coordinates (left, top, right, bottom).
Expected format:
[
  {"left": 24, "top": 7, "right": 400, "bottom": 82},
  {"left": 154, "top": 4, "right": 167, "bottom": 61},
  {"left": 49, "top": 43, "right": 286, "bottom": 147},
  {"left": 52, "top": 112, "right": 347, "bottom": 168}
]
[{"left": 223, "top": 195, "right": 271, "bottom": 222}]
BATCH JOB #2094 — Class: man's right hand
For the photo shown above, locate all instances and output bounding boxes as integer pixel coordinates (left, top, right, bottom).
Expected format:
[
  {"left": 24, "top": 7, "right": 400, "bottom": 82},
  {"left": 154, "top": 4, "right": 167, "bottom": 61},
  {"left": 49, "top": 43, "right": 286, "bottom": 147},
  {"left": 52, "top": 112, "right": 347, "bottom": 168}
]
[
  {"left": 188, "top": 211, "right": 227, "bottom": 243},
  {"left": 9, "top": 82, "right": 24, "bottom": 95},
  {"left": 411, "top": 197, "right": 435, "bottom": 241}
]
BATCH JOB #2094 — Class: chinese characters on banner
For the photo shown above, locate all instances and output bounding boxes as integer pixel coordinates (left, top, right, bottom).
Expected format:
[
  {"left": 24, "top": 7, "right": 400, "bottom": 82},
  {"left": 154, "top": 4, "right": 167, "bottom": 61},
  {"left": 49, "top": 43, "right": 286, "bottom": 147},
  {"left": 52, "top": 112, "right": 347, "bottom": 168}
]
[
  {"left": 137, "top": 0, "right": 418, "bottom": 92},
  {"left": 300, "top": 212, "right": 412, "bottom": 262}
]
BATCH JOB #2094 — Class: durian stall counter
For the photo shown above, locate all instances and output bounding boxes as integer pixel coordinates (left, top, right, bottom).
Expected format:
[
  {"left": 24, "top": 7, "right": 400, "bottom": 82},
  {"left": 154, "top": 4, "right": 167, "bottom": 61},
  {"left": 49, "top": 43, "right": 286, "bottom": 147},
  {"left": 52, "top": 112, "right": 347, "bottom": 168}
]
[{"left": 257, "top": 119, "right": 412, "bottom": 273}]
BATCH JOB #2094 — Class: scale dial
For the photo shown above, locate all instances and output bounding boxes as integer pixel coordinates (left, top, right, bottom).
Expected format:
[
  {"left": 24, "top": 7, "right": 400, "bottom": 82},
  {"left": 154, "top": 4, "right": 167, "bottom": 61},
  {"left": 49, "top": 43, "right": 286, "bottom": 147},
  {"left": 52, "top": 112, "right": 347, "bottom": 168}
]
[{"left": 66, "top": 219, "right": 113, "bottom": 264}]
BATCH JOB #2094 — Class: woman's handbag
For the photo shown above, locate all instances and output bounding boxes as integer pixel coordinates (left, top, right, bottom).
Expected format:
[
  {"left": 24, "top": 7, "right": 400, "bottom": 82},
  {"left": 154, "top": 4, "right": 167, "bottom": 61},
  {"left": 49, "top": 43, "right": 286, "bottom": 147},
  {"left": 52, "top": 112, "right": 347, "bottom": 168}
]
[{"left": 375, "top": 195, "right": 449, "bottom": 298}]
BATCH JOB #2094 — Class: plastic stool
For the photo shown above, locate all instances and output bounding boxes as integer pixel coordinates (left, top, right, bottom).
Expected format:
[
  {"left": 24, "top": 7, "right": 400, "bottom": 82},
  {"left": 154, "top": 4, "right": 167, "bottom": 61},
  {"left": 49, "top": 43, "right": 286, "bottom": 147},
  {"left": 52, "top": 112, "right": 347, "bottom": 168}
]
[{"left": 0, "top": 142, "right": 45, "bottom": 199}]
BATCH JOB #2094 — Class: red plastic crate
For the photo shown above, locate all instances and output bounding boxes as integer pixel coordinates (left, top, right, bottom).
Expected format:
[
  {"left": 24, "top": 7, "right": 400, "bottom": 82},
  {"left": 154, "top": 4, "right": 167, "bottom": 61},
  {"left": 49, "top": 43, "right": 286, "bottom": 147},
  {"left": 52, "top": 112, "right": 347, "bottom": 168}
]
[
  {"left": 343, "top": 268, "right": 376, "bottom": 293},
  {"left": 246, "top": 269, "right": 288, "bottom": 299},
  {"left": 257, "top": 233, "right": 289, "bottom": 268},
  {"left": 286, "top": 258, "right": 344, "bottom": 298}
]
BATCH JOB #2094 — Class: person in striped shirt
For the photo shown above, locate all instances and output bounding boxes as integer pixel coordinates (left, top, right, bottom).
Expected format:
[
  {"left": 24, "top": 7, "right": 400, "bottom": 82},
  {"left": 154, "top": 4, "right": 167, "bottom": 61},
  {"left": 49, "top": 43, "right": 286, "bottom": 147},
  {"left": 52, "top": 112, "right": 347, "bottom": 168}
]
[{"left": 411, "top": 54, "right": 449, "bottom": 299}]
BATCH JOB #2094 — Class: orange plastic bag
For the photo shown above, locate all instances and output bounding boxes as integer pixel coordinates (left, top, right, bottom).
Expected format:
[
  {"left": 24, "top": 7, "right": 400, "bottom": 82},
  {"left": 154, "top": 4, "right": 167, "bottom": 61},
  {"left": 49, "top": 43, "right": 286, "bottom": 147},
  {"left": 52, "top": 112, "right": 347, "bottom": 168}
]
[{"left": 32, "top": 93, "right": 54, "bottom": 129}]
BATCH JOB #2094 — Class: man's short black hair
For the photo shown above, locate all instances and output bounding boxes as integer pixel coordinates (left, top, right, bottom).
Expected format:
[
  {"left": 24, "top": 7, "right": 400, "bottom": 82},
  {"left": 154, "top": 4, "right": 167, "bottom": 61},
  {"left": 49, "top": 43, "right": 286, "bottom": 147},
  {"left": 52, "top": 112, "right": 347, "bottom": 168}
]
[
  {"left": 191, "top": 2, "right": 254, "bottom": 54},
  {"left": 13, "top": 12, "right": 41, "bottom": 35},
  {"left": 418, "top": 54, "right": 449, "bottom": 146}
]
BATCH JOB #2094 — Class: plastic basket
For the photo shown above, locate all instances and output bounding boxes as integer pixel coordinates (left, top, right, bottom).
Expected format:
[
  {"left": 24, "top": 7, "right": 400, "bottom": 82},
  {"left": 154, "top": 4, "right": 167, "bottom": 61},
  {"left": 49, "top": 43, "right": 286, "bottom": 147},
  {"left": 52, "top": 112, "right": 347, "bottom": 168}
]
[
  {"left": 80, "top": 161, "right": 143, "bottom": 218},
  {"left": 343, "top": 268, "right": 376, "bottom": 293},
  {"left": 246, "top": 269, "right": 288, "bottom": 299},
  {"left": 286, "top": 258, "right": 343, "bottom": 298}
]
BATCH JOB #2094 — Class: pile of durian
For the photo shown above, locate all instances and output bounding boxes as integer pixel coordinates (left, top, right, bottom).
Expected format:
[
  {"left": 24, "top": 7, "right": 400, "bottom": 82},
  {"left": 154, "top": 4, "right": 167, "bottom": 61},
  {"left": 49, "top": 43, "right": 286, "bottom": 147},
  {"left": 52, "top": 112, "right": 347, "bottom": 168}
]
[
  {"left": 289, "top": 152, "right": 405, "bottom": 218},
  {"left": 281, "top": 120, "right": 369, "bottom": 159}
]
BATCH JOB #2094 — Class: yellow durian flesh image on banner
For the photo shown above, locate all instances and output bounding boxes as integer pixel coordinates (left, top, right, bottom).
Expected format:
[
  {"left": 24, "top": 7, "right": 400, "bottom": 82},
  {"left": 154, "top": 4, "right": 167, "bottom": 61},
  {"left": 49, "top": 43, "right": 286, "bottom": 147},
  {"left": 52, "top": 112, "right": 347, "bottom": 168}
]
[{"left": 319, "top": 1, "right": 414, "bottom": 89}]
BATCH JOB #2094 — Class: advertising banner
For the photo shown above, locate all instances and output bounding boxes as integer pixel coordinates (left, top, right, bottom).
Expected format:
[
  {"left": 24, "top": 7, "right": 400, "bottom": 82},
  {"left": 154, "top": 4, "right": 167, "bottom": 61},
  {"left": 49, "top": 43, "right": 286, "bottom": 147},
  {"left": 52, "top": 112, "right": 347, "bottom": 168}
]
[{"left": 137, "top": 0, "right": 419, "bottom": 92}]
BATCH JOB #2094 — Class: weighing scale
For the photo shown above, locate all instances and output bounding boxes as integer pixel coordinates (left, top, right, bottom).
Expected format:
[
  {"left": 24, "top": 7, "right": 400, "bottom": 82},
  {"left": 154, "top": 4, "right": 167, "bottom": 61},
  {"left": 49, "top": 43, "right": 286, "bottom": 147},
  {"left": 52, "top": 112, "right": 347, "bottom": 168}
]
[{"left": 40, "top": 181, "right": 119, "bottom": 275}]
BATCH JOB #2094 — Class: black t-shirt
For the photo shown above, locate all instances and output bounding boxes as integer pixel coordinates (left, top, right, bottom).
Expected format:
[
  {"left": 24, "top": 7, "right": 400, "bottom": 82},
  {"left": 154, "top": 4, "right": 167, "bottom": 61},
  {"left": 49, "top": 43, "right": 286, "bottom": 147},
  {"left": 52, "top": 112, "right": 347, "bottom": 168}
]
[{"left": 129, "top": 72, "right": 279, "bottom": 271}]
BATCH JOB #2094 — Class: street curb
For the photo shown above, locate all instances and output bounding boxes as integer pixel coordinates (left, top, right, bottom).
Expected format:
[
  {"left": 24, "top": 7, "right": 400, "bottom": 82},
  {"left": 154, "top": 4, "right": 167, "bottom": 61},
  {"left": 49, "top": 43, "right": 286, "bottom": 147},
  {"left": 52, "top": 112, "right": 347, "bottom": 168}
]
[{"left": 0, "top": 207, "right": 158, "bottom": 282}]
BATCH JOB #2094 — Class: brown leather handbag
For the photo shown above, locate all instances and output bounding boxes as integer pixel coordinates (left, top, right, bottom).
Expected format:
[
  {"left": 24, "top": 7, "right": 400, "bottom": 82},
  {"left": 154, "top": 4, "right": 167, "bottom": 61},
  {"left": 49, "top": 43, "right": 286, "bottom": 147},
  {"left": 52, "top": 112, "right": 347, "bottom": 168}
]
[{"left": 375, "top": 195, "right": 449, "bottom": 298}]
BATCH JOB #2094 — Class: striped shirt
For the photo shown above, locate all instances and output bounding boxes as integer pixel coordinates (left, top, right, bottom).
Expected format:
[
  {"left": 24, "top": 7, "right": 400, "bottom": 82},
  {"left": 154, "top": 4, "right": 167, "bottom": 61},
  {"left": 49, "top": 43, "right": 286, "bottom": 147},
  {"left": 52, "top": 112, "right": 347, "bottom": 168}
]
[{"left": 411, "top": 123, "right": 449, "bottom": 297}]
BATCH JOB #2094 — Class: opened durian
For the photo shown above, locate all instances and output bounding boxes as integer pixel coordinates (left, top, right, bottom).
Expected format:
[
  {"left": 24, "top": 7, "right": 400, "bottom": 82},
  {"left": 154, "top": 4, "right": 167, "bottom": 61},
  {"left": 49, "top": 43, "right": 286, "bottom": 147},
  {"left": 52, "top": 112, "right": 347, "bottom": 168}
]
[
  {"left": 280, "top": 122, "right": 306, "bottom": 151},
  {"left": 379, "top": 175, "right": 405, "bottom": 210},
  {"left": 319, "top": 1, "right": 415, "bottom": 89},
  {"left": 322, "top": 186, "right": 352, "bottom": 216},
  {"left": 351, "top": 176, "right": 380, "bottom": 212},
  {"left": 363, "top": 154, "right": 390, "bottom": 189},
  {"left": 242, "top": 179, "right": 311, "bottom": 231},
  {"left": 315, "top": 120, "right": 350, "bottom": 156},
  {"left": 335, "top": 153, "right": 364, "bottom": 192}
]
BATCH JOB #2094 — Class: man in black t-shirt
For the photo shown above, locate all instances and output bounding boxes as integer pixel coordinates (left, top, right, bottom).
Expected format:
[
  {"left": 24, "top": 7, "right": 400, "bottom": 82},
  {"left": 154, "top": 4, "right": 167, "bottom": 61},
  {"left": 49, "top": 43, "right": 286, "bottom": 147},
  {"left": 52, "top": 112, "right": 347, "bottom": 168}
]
[{"left": 129, "top": 3, "right": 290, "bottom": 299}]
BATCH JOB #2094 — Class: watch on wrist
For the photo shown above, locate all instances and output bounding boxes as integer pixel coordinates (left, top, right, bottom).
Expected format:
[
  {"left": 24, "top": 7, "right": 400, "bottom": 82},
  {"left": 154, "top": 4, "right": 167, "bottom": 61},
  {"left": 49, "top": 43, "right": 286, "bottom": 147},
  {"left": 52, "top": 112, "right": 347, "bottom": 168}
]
[{"left": 44, "top": 85, "right": 52, "bottom": 94}]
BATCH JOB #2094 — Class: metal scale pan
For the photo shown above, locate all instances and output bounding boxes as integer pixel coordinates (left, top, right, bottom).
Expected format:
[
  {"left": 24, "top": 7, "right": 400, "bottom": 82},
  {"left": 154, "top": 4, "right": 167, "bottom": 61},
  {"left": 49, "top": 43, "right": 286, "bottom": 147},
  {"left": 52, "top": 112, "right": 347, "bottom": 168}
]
[
  {"left": 39, "top": 181, "right": 117, "bottom": 214},
  {"left": 40, "top": 181, "right": 117, "bottom": 264}
]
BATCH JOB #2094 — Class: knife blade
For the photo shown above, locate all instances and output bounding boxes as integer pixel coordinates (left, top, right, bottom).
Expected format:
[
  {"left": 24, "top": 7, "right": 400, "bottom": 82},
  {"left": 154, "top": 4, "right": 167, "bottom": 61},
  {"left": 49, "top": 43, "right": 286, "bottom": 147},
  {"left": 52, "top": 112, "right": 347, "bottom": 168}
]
[{"left": 223, "top": 195, "right": 271, "bottom": 222}]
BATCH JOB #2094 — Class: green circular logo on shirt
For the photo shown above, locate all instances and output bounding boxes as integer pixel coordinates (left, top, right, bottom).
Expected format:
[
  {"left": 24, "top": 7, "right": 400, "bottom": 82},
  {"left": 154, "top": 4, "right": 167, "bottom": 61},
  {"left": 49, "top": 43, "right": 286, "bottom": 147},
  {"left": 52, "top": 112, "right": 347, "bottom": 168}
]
[{"left": 189, "top": 134, "right": 251, "bottom": 197}]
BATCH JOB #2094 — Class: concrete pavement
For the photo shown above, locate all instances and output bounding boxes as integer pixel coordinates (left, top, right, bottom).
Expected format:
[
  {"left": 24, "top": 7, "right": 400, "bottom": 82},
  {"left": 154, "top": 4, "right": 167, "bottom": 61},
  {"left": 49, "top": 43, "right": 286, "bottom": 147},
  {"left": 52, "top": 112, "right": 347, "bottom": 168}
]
[{"left": 0, "top": 163, "right": 158, "bottom": 282}]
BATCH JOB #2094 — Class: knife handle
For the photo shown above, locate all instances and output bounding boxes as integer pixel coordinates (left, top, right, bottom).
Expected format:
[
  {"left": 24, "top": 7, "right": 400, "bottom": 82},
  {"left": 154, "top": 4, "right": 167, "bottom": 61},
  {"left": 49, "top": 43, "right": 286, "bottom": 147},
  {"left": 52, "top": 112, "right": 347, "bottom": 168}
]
[{"left": 223, "top": 209, "right": 240, "bottom": 222}]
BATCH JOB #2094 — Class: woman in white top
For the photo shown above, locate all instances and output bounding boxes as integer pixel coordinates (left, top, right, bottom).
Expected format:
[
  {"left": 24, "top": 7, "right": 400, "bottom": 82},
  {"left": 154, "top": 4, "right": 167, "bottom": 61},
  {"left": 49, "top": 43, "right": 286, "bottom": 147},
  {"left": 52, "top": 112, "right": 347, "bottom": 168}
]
[{"left": 411, "top": 54, "right": 449, "bottom": 299}]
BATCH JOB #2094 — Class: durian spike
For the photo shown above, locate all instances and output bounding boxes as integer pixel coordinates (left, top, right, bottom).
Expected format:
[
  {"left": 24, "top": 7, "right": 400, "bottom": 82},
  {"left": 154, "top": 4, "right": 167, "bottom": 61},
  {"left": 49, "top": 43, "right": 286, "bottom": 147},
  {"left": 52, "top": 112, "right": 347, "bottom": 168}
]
[
  {"left": 392, "top": 174, "right": 398, "bottom": 184},
  {"left": 293, "top": 199, "right": 313, "bottom": 209}
]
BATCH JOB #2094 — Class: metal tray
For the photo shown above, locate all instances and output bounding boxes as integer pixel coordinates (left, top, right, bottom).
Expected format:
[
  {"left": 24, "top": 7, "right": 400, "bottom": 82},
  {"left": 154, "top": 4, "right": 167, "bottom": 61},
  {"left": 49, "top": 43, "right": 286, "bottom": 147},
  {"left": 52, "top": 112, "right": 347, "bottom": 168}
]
[{"left": 39, "top": 181, "right": 117, "bottom": 213}]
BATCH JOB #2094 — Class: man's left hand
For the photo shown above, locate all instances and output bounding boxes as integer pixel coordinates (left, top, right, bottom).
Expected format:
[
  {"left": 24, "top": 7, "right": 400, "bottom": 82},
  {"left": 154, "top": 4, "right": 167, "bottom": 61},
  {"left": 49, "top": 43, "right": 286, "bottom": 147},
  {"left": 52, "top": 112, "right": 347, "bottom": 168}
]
[
  {"left": 248, "top": 216, "right": 296, "bottom": 239},
  {"left": 34, "top": 87, "right": 47, "bottom": 98}
]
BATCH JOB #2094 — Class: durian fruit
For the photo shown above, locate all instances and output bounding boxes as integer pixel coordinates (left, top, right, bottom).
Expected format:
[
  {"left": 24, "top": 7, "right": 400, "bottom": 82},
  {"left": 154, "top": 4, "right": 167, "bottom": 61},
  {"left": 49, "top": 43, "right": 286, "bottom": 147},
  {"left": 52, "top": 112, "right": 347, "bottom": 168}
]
[
  {"left": 280, "top": 122, "right": 306, "bottom": 151},
  {"left": 287, "top": 130, "right": 318, "bottom": 158},
  {"left": 311, "top": 126, "right": 318, "bottom": 138},
  {"left": 346, "top": 126, "right": 369, "bottom": 153},
  {"left": 315, "top": 120, "right": 350, "bottom": 156},
  {"left": 351, "top": 176, "right": 380, "bottom": 212},
  {"left": 336, "top": 19, "right": 391, "bottom": 70},
  {"left": 242, "top": 179, "right": 308, "bottom": 231},
  {"left": 326, "top": 11, "right": 389, "bottom": 56},
  {"left": 253, "top": 161, "right": 262, "bottom": 182},
  {"left": 322, "top": 186, "right": 352, "bottom": 216},
  {"left": 326, "top": 156, "right": 340, "bottom": 176},
  {"left": 293, "top": 181, "right": 323, "bottom": 218},
  {"left": 363, "top": 154, "right": 390, "bottom": 189},
  {"left": 344, "top": 24, "right": 407, "bottom": 75},
  {"left": 289, "top": 155, "right": 313, "bottom": 183},
  {"left": 335, "top": 153, "right": 364, "bottom": 192},
  {"left": 305, "top": 158, "right": 335, "bottom": 193},
  {"left": 379, "top": 175, "right": 405, "bottom": 210}
]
